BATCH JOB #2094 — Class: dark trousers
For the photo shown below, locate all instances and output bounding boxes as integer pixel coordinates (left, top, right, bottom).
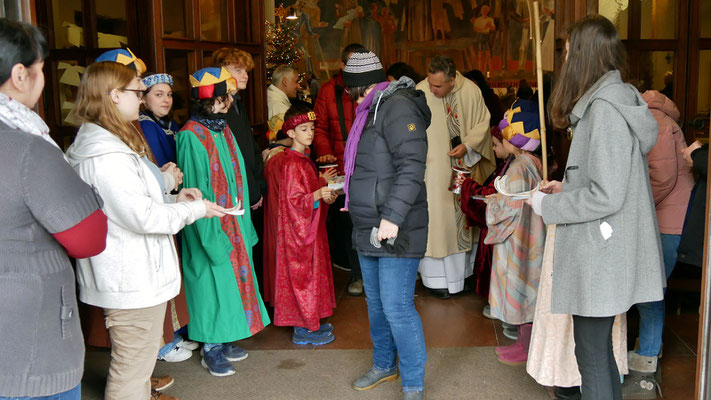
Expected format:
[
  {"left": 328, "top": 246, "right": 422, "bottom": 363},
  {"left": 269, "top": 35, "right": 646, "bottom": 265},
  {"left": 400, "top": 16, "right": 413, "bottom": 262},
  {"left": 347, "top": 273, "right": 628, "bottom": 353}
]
[
  {"left": 572, "top": 315, "right": 621, "bottom": 400},
  {"left": 326, "top": 195, "right": 361, "bottom": 278}
]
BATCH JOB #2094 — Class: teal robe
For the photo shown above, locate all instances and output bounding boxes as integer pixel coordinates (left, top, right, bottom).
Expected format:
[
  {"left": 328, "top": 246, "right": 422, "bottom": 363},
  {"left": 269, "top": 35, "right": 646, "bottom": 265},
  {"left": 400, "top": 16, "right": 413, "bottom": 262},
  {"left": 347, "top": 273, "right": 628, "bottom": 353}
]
[{"left": 177, "top": 119, "right": 269, "bottom": 343}]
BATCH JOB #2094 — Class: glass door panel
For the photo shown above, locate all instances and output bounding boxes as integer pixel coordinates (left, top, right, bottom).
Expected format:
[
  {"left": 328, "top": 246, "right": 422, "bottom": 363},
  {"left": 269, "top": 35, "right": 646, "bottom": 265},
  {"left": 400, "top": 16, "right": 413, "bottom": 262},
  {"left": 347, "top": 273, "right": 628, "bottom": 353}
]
[
  {"left": 199, "top": 0, "right": 228, "bottom": 41},
  {"left": 163, "top": 0, "right": 194, "bottom": 38},
  {"left": 52, "top": 0, "right": 84, "bottom": 48},
  {"left": 640, "top": 0, "right": 678, "bottom": 39},
  {"left": 599, "top": 0, "right": 629, "bottom": 39},
  {"left": 96, "top": 0, "right": 128, "bottom": 48}
]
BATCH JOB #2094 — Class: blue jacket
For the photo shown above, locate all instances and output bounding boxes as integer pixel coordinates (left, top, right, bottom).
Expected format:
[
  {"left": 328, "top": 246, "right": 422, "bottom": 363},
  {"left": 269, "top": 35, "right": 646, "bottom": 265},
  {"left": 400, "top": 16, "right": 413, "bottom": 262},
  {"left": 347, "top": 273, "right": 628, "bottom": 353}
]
[{"left": 139, "top": 111, "right": 178, "bottom": 167}]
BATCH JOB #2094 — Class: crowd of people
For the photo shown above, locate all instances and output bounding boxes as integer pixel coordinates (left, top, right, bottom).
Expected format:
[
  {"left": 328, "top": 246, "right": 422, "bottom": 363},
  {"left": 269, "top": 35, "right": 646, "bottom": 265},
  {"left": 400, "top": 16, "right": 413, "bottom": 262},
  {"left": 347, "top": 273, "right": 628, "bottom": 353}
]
[{"left": 0, "top": 13, "right": 707, "bottom": 400}]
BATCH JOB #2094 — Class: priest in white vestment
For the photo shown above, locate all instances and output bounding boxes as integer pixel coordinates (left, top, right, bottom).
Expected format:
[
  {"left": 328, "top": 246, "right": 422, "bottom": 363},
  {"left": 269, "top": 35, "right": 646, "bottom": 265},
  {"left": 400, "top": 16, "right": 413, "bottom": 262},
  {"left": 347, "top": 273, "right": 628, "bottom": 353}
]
[{"left": 416, "top": 56, "right": 495, "bottom": 296}]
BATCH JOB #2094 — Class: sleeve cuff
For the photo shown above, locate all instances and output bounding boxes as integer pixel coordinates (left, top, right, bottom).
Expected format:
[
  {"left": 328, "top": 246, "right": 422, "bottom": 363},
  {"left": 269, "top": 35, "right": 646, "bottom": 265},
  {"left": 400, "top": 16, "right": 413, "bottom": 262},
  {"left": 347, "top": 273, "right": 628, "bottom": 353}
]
[
  {"left": 188, "top": 199, "right": 207, "bottom": 224},
  {"left": 531, "top": 191, "right": 546, "bottom": 216},
  {"left": 162, "top": 172, "right": 176, "bottom": 193},
  {"left": 464, "top": 145, "right": 483, "bottom": 167}
]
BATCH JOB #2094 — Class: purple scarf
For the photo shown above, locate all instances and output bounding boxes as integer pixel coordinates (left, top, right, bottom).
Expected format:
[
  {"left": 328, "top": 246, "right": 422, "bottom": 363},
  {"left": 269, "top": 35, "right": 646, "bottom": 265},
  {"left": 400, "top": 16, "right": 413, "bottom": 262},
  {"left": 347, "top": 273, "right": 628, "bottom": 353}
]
[{"left": 343, "top": 81, "right": 390, "bottom": 208}]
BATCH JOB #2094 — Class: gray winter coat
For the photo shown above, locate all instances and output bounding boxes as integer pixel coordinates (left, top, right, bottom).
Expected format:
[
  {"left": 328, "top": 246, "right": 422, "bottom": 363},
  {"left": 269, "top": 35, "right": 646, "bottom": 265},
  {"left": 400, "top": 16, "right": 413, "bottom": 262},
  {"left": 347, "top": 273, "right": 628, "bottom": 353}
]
[
  {"left": 348, "top": 77, "right": 431, "bottom": 258},
  {"left": 540, "top": 70, "right": 665, "bottom": 317}
]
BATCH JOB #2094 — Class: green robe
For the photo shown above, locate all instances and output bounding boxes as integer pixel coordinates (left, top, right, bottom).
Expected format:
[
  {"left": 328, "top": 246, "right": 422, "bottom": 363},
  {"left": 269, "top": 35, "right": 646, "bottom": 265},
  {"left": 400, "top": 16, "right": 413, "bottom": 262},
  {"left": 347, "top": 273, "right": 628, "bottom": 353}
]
[{"left": 177, "top": 120, "right": 269, "bottom": 343}]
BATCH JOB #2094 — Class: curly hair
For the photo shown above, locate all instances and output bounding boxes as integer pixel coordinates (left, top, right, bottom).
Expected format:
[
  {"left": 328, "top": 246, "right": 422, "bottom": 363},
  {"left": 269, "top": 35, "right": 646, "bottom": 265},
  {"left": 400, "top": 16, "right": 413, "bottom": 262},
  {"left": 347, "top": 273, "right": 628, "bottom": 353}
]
[{"left": 212, "top": 48, "right": 255, "bottom": 71}]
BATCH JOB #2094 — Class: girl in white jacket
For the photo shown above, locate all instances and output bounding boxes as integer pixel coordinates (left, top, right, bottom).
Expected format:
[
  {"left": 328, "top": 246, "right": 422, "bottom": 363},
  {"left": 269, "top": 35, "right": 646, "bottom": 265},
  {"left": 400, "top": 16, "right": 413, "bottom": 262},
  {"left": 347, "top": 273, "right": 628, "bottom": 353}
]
[{"left": 66, "top": 61, "right": 226, "bottom": 400}]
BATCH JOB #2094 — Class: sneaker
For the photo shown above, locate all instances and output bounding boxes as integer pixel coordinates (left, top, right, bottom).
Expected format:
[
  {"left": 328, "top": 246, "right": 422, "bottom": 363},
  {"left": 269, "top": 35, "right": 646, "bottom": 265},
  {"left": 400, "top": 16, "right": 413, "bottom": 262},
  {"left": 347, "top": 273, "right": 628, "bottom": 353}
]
[
  {"left": 352, "top": 366, "right": 399, "bottom": 391},
  {"left": 292, "top": 327, "right": 335, "bottom": 345},
  {"left": 157, "top": 346, "right": 193, "bottom": 362},
  {"left": 502, "top": 323, "right": 518, "bottom": 341},
  {"left": 333, "top": 263, "right": 352, "bottom": 272},
  {"left": 403, "top": 390, "right": 425, "bottom": 400},
  {"left": 150, "top": 376, "right": 174, "bottom": 391},
  {"left": 151, "top": 389, "right": 179, "bottom": 400},
  {"left": 628, "top": 351, "right": 658, "bottom": 373},
  {"left": 482, "top": 305, "right": 494, "bottom": 319},
  {"left": 348, "top": 278, "right": 363, "bottom": 296},
  {"left": 201, "top": 345, "right": 236, "bottom": 377},
  {"left": 222, "top": 343, "right": 249, "bottom": 362},
  {"left": 318, "top": 323, "right": 334, "bottom": 334},
  {"left": 176, "top": 338, "right": 200, "bottom": 351},
  {"left": 621, "top": 370, "right": 661, "bottom": 399}
]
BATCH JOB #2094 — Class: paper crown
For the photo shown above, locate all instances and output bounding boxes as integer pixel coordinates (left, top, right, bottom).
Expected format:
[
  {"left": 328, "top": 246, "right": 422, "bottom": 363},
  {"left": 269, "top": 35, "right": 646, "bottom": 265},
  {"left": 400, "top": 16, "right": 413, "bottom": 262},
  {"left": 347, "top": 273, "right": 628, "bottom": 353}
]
[
  {"left": 267, "top": 115, "right": 284, "bottom": 142},
  {"left": 498, "top": 99, "right": 541, "bottom": 152},
  {"left": 95, "top": 48, "right": 146, "bottom": 75},
  {"left": 282, "top": 111, "right": 317, "bottom": 134},
  {"left": 189, "top": 67, "right": 237, "bottom": 100},
  {"left": 142, "top": 73, "right": 174, "bottom": 89}
]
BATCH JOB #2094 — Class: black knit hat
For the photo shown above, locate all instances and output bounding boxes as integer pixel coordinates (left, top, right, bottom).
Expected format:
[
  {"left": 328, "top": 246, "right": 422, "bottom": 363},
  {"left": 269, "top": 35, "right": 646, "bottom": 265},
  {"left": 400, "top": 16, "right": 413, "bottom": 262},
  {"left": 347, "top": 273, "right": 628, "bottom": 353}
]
[{"left": 343, "top": 50, "right": 386, "bottom": 88}]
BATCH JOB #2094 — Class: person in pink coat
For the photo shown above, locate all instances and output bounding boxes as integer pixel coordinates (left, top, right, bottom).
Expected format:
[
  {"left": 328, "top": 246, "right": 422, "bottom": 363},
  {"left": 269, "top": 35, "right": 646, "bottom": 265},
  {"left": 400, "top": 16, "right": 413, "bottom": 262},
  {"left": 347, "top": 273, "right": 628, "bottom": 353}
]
[{"left": 622, "top": 90, "right": 694, "bottom": 398}]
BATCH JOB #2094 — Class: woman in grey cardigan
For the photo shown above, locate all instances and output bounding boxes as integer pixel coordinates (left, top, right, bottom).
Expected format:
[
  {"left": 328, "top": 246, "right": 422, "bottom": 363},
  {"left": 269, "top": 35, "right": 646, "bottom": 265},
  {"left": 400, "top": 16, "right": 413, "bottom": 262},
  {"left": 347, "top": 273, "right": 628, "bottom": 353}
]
[
  {"left": 529, "top": 16, "right": 665, "bottom": 400},
  {"left": 0, "top": 19, "right": 107, "bottom": 399}
]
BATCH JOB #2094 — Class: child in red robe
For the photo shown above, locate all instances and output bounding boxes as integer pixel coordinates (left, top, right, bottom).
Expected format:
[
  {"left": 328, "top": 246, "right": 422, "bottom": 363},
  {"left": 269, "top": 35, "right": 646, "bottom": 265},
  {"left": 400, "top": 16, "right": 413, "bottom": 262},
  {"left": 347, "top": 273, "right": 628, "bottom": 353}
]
[
  {"left": 274, "top": 104, "right": 338, "bottom": 345},
  {"left": 262, "top": 133, "right": 292, "bottom": 306}
]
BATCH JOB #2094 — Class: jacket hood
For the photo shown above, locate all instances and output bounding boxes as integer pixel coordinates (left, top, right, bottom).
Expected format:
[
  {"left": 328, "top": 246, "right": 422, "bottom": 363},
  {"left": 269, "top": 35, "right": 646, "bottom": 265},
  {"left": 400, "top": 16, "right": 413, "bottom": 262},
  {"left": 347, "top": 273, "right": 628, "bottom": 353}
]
[
  {"left": 642, "top": 90, "right": 680, "bottom": 121},
  {"left": 65, "top": 122, "right": 136, "bottom": 167},
  {"left": 372, "top": 76, "right": 431, "bottom": 126},
  {"left": 571, "top": 70, "right": 658, "bottom": 154}
]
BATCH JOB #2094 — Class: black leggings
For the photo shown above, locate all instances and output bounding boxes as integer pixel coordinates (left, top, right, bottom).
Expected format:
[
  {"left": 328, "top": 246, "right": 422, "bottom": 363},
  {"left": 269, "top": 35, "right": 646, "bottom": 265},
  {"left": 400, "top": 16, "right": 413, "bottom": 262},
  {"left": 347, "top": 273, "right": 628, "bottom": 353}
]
[{"left": 572, "top": 315, "right": 621, "bottom": 400}]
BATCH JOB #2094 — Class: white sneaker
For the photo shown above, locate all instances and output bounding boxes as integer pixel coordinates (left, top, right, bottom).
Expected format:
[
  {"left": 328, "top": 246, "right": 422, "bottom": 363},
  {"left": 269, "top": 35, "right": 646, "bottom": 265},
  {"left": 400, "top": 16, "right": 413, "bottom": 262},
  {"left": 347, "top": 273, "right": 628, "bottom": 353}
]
[
  {"left": 176, "top": 339, "right": 200, "bottom": 351},
  {"left": 158, "top": 346, "right": 193, "bottom": 362}
]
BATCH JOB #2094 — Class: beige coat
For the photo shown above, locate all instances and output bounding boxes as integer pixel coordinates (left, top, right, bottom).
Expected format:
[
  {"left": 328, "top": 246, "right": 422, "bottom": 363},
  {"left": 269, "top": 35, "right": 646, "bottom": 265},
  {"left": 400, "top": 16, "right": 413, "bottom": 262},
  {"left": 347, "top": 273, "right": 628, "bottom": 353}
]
[{"left": 416, "top": 72, "right": 495, "bottom": 258}]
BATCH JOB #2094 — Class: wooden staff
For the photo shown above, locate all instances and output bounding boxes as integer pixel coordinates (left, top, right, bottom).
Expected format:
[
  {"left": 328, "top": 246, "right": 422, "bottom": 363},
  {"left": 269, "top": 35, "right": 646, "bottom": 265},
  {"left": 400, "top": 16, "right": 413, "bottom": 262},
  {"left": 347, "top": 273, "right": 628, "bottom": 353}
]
[{"left": 533, "top": 1, "right": 548, "bottom": 180}]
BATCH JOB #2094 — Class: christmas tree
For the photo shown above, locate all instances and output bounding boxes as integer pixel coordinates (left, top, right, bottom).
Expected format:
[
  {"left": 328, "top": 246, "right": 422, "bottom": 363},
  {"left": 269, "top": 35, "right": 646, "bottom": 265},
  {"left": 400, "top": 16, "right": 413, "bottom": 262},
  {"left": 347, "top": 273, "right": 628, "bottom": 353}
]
[{"left": 265, "top": 5, "right": 303, "bottom": 83}]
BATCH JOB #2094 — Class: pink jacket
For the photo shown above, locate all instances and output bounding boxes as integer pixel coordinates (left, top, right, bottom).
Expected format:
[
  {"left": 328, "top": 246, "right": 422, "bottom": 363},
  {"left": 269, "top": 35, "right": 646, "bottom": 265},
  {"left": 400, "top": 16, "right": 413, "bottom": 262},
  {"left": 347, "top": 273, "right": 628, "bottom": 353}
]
[{"left": 643, "top": 90, "right": 694, "bottom": 235}]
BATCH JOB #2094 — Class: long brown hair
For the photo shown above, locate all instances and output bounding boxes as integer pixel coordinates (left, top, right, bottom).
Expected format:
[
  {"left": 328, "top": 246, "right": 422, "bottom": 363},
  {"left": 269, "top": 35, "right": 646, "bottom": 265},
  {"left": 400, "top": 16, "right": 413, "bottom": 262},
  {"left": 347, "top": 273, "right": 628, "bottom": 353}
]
[
  {"left": 548, "top": 15, "right": 628, "bottom": 130},
  {"left": 74, "top": 61, "right": 146, "bottom": 154}
]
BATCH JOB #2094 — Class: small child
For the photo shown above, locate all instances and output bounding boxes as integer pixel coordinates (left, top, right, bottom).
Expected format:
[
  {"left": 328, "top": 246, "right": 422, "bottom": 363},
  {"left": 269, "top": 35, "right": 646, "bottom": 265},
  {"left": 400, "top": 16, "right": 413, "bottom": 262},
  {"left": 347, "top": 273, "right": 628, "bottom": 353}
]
[
  {"left": 274, "top": 104, "right": 338, "bottom": 345},
  {"left": 262, "top": 126, "right": 294, "bottom": 306},
  {"left": 484, "top": 100, "right": 546, "bottom": 365},
  {"left": 457, "top": 126, "right": 514, "bottom": 302},
  {"left": 177, "top": 67, "right": 270, "bottom": 377}
]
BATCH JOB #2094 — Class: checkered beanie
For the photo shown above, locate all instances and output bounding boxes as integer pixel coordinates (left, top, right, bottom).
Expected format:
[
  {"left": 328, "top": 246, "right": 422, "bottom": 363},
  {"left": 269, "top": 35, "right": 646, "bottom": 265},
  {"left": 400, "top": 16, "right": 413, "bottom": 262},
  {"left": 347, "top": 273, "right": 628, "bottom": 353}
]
[{"left": 343, "top": 50, "right": 386, "bottom": 88}]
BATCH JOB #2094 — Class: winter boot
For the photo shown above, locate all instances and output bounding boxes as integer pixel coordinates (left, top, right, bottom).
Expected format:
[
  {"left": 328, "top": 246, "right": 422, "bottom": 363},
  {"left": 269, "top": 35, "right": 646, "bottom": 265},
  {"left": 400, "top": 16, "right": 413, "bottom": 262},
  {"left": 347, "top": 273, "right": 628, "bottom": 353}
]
[
  {"left": 495, "top": 340, "right": 520, "bottom": 357},
  {"left": 497, "top": 323, "right": 532, "bottom": 366},
  {"left": 621, "top": 352, "right": 661, "bottom": 399}
]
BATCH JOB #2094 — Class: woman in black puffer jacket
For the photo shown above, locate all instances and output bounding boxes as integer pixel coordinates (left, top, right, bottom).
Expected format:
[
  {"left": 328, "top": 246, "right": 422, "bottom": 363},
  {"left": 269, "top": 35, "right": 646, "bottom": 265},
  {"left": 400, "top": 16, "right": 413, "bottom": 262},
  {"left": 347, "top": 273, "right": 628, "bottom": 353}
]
[{"left": 341, "top": 50, "right": 430, "bottom": 400}]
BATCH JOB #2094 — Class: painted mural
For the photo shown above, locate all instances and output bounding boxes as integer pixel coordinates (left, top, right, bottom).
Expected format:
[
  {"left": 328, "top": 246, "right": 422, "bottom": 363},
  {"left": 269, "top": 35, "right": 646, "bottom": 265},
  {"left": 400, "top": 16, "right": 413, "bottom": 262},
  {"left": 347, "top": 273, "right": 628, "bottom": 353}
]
[{"left": 271, "top": 0, "right": 555, "bottom": 87}]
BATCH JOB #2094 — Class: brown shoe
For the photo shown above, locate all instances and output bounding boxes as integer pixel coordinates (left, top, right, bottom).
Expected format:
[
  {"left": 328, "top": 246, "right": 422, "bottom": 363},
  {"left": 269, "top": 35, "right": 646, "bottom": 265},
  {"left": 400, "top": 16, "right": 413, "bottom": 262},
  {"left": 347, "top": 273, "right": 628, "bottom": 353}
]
[
  {"left": 151, "top": 375, "right": 174, "bottom": 391},
  {"left": 151, "top": 389, "right": 179, "bottom": 400}
]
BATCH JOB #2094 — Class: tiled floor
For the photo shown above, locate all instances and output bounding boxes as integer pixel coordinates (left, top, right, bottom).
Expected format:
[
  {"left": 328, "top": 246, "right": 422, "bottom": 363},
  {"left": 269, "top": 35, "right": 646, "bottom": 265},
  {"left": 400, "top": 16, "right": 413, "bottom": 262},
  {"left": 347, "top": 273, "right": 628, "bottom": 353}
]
[{"left": 239, "top": 268, "right": 700, "bottom": 399}]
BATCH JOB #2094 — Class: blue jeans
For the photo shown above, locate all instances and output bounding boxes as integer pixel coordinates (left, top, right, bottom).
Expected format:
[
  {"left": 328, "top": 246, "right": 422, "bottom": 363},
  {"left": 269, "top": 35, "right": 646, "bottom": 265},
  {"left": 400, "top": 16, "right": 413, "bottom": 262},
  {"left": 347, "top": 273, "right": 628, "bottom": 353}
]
[
  {"left": 359, "top": 255, "right": 427, "bottom": 392},
  {"left": 635, "top": 233, "right": 680, "bottom": 357},
  {"left": 0, "top": 384, "right": 80, "bottom": 400}
]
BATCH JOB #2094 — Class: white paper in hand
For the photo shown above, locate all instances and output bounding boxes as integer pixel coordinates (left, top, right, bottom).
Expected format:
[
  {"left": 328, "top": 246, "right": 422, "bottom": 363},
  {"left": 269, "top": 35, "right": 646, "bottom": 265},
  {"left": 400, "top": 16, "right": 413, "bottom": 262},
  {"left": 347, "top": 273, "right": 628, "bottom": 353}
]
[{"left": 224, "top": 199, "right": 245, "bottom": 216}]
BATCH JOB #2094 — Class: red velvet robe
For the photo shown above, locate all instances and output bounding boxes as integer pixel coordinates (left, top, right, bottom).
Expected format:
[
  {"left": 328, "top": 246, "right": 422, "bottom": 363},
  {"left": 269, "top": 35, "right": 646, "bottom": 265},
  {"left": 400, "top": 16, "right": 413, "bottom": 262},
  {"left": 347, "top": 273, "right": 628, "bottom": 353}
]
[
  {"left": 262, "top": 148, "right": 287, "bottom": 306},
  {"left": 459, "top": 156, "right": 512, "bottom": 298},
  {"left": 274, "top": 149, "right": 336, "bottom": 331}
]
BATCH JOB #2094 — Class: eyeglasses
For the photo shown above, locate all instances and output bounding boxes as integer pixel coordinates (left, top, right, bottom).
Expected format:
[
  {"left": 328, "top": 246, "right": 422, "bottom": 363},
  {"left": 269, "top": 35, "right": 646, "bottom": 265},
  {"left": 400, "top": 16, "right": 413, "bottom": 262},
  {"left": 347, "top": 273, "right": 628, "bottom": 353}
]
[{"left": 121, "top": 88, "right": 145, "bottom": 100}]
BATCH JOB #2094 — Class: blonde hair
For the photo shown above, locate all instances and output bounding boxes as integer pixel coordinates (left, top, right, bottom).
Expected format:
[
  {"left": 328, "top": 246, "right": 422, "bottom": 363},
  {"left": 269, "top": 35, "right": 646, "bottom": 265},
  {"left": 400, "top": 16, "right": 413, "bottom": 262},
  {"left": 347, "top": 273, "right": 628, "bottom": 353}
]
[
  {"left": 74, "top": 61, "right": 146, "bottom": 155},
  {"left": 213, "top": 48, "right": 255, "bottom": 71}
]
